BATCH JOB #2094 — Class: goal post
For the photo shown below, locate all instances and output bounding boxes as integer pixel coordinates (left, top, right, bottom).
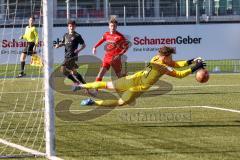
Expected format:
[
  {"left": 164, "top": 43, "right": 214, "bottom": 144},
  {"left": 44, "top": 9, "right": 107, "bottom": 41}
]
[
  {"left": 42, "top": 0, "right": 56, "bottom": 158},
  {"left": 0, "top": 0, "right": 58, "bottom": 159}
]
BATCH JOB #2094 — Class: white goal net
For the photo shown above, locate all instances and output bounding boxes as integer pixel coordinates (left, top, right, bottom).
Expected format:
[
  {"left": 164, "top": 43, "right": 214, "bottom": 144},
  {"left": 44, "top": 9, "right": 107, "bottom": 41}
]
[{"left": 0, "top": 0, "right": 52, "bottom": 158}]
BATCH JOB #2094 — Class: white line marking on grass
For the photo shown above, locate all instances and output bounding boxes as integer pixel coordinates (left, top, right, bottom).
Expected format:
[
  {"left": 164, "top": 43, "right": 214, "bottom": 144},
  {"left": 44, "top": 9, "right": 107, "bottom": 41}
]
[
  {"left": 0, "top": 71, "right": 15, "bottom": 76},
  {"left": 0, "top": 91, "right": 44, "bottom": 94},
  {"left": 0, "top": 139, "right": 64, "bottom": 160},
  {"left": 76, "top": 105, "right": 240, "bottom": 114},
  {"left": 201, "top": 106, "right": 240, "bottom": 114},
  {"left": 2, "top": 106, "right": 240, "bottom": 115},
  {"left": 80, "top": 105, "right": 204, "bottom": 111},
  {"left": 49, "top": 156, "right": 64, "bottom": 160},
  {"left": 1, "top": 106, "right": 203, "bottom": 114},
  {"left": 174, "top": 84, "right": 240, "bottom": 88},
  {"left": 208, "top": 73, "right": 240, "bottom": 75},
  {"left": 0, "top": 138, "right": 45, "bottom": 156},
  {"left": 148, "top": 84, "right": 240, "bottom": 90}
]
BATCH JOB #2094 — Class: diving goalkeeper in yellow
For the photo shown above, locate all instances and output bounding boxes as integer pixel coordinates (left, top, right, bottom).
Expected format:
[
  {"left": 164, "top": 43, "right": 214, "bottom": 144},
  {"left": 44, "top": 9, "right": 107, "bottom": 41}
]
[{"left": 73, "top": 46, "right": 206, "bottom": 106}]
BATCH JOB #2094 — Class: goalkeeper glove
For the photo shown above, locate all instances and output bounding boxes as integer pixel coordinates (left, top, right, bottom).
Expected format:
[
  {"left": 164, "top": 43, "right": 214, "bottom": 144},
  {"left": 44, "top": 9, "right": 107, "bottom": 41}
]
[
  {"left": 191, "top": 61, "right": 206, "bottom": 73},
  {"left": 187, "top": 57, "right": 204, "bottom": 65},
  {"left": 187, "top": 58, "right": 194, "bottom": 65}
]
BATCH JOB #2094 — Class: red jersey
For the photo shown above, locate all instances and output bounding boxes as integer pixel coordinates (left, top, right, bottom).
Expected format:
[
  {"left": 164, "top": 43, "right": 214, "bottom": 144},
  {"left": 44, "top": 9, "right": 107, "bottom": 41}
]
[{"left": 94, "top": 31, "right": 128, "bottom": 56}]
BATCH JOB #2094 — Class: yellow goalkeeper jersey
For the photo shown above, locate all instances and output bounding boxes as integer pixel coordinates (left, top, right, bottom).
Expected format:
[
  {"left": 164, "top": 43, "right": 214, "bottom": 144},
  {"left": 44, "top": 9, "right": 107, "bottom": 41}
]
[
  {"left": 22, "top": 26, "right": 39, "bottom": 45},
  {"left": 113, "top": 55, "right": 192, "bottom": 92},
  {"left": 131, "top": 55, "right": 192, "bottom": 87}
]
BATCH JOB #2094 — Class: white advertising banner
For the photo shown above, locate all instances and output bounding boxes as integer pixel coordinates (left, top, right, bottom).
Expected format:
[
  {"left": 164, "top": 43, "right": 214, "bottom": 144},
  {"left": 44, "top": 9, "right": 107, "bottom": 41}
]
[{"left": 0, "top": 23, "right": 240, "bottom": 64}]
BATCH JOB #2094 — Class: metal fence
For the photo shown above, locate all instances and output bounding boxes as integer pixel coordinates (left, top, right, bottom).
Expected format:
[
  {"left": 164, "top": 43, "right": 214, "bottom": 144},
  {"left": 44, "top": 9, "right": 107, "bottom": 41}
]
[{"left": 0, "top": 0, "right": 240, "bottom": 25}]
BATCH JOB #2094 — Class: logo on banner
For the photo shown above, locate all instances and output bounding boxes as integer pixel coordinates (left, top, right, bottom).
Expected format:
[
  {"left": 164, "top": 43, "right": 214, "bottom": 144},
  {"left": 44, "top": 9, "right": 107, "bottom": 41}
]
[{"left": 132, "top": 36, "right": 202, "bottom": 52}]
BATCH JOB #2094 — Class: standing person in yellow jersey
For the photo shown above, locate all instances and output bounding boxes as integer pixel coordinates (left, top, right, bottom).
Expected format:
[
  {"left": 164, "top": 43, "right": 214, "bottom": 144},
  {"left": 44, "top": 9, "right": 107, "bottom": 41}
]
[
  {"left": 17, "top": 16, "right": 39, "bottom": 78},
  {"left": 72, "top": 46, "right": 206, "bottom": 107}
]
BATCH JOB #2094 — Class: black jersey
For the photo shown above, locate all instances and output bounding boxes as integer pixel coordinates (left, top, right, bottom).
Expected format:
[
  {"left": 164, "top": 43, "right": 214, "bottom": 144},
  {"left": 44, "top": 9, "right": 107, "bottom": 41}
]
[{"left": 61, "top": 31, "right": 85, "bottom": 58}]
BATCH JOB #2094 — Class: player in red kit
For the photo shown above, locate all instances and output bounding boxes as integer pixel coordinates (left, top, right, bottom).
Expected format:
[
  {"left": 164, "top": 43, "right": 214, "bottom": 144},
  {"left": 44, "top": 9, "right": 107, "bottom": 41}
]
[{"left": 92, "top": 17, "right": 129, "bottom": 81}]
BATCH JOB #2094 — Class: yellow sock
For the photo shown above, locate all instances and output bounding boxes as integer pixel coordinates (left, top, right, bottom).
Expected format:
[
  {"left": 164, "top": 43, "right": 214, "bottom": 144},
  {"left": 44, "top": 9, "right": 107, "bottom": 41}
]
[
  {"left": 95, "top": 100, "right": 119, "bottom": 107},
  {"left": 83, "top": 81, "right": 107, "bottom": 89}
]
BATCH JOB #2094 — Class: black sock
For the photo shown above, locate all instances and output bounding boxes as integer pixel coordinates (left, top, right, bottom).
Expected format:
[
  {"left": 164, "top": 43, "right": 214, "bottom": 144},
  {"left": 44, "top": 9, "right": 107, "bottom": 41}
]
[
  {"left": 67, "top": 74, "right": 78, "bottom": 83},
  {"left": 75, "top": 73, "right": 86, "bottom": 84},
  {"left": 20, "top": 61, "right": 25, "bottom": 73}
]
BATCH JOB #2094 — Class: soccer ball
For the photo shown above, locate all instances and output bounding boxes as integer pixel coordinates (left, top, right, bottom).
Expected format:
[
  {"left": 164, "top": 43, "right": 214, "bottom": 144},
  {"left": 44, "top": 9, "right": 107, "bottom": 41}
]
[{"left": 196, "top": 69, "right": 209, "bottom": 83}]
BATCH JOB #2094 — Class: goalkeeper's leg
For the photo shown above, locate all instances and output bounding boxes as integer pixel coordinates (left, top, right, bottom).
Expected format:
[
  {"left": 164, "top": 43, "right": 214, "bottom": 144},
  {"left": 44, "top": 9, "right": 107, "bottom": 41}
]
[
  {"left": 82, "top": 89, "right": 141, "bottom": 107},
  {"left": 71, "top": 69, "right": 98, "bottom": 96},
  {"left": 77, "top": 81, "right": 110, "bottom": 90},
  {"left": 72, "top": 76, "right": 113, "bottom": 92},
  {"left": 80, "top": 74, "right": 136, "bottom": 91}
]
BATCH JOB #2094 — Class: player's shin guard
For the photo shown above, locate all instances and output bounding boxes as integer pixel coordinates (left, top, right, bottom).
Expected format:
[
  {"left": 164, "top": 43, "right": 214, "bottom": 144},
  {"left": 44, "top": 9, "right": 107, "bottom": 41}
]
[{"left": 83, "top": 81, "right": 107, "bottom": 89}]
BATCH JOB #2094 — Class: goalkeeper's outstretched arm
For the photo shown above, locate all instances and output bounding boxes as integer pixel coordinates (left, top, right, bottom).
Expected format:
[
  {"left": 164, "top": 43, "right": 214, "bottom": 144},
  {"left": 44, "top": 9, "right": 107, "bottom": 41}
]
[
  {"left": 165, "top": 68, "right": 192, "bottom": 79},
  {"left": 165, "top": 61, "right": 206, "bottom": 78},
  {"left": 170, "top": 57, "right": 204, "bottom": 68}
]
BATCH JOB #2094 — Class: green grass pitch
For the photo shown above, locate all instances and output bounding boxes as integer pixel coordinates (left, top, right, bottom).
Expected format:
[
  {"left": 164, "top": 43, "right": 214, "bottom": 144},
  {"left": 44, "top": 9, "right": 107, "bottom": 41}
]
[{"left": 0, "top": 72, "right": 240, "bottom": 160}]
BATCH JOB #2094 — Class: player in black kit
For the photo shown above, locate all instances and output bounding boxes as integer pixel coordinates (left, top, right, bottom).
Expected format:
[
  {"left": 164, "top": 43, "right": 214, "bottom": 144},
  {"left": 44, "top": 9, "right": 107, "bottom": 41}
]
[{"left": 54, "top": 20, "right": 86, "bottom": 85}]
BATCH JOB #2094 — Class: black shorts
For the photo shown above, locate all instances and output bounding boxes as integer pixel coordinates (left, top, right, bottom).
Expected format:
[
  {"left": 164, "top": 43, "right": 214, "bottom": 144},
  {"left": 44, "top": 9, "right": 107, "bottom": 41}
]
[
  {"left": 61, "top": 58, "right": 79, "bottom": 70},
  {"left": 22, "top": 42, "right": 36, "bottom": 55}
]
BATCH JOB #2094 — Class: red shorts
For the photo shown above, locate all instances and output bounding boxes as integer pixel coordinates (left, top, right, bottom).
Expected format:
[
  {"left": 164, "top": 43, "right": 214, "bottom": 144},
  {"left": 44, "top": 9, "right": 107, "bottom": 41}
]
[{"left": 102, "top": 54, "right": 122, "bottom": 73}]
